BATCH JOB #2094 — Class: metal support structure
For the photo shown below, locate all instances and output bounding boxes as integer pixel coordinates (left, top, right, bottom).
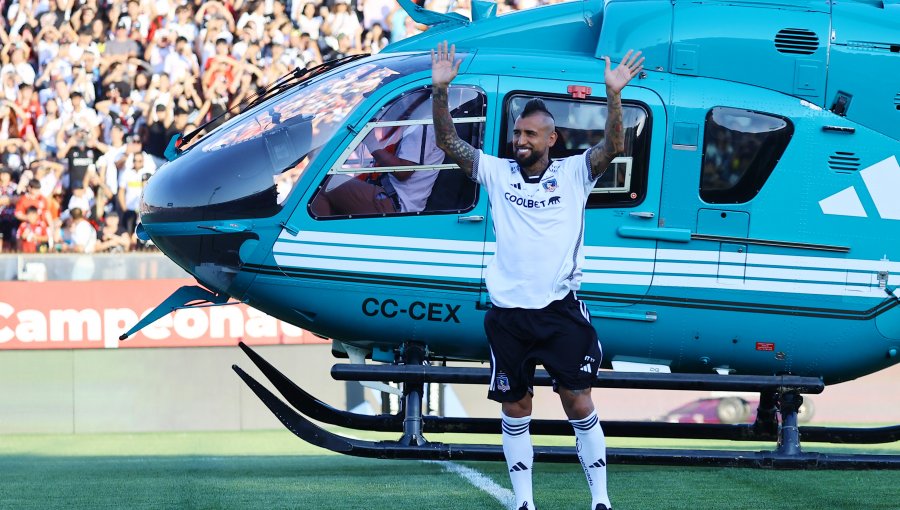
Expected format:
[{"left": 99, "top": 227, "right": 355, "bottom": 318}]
[
  {"left": 398, "top": 343, "right": 427, "bottom": 446},
  {"left": 753, "top": 391, "right": 779, "bottom": 436},
  {"left": 777, "top": 392, "right": 804, "bottom": 456},
  {"left": 232, "top": 342, "right": 900, "bottom": 469},
  {"left": 331, "top": 363, "right": 825, "bottom": 394}
]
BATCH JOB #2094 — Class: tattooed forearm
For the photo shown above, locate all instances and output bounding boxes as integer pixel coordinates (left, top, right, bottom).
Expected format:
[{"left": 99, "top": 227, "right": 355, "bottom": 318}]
[
  {"left": 433, "top": 84, "right": 476, "bottom": 176},
  {"left": 589, "top": 89, "right": 625, "bottom": 180}
]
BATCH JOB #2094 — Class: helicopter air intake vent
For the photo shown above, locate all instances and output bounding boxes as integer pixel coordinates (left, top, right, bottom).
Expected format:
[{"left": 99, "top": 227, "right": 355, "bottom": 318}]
[
  {"left": 774, "top": 29, "right": 819, "bottom": 55},
  {"left": 828, "top": 152, "right": 861, "bottom": 173},
  {"left": 894, "top": 92, "right": 900, "bottom": 110}
]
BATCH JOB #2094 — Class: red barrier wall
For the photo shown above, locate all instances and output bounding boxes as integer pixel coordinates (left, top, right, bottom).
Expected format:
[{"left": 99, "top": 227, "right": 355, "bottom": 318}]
[{"left": 0, "top": 279, "right": 328, "bottom": 349}]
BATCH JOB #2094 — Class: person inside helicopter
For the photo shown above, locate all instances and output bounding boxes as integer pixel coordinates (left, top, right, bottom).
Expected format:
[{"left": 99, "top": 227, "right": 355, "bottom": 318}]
[{"left": 309, "top": 119, "right": 445, "bottom": 216}]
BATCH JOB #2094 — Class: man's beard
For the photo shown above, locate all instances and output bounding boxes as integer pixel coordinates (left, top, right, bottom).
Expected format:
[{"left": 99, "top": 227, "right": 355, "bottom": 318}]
[{"left": 513, "top": 148, "right": 543, "bottom": 169}]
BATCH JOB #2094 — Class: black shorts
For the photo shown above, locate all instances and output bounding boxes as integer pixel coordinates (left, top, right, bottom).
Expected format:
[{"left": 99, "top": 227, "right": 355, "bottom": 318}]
[{"left": 485, "top": 292, "right": 602, "bottom": 403}]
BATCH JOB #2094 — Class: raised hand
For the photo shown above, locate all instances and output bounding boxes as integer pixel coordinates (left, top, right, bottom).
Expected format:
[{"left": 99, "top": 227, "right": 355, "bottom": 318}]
[
  {"left": 431, "top": 41, "right": 461, "bottom": 88},
  {"left": 602, "top": 50, "right": 644, "bottom": 94}
]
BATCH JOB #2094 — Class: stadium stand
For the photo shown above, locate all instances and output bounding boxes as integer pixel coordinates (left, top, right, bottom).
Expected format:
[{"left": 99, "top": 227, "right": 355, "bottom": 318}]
[{"left": 0, "top": 0, "right": 564, "bottom": 254}]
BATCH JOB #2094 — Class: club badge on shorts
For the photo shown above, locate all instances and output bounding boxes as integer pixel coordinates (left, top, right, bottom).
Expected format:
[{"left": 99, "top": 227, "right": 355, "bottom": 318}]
[{"left": 496, "top": 371, "right": 511, "bottom": 392}]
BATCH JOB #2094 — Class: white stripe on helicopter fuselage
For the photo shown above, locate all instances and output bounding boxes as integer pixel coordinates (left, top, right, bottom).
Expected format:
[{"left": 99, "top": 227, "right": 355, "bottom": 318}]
[
  {"left": 279, "top": 232, "right": 900, "bottom": 272},
  {"left": 578, "top": 273, "right": 882, "bottom": 297},
  {"left": 274, "top": 254, "right": 485, "bottom": 279},
  {"left": 279, "top": 230, "right": 487, "bottom": 253},
  {"left": 648, "top": 276, "right": 883, "bottom": 298},
  {"left": 274, "top": 242, "right": 486, "bottom": 267},
  {"left": 274, "top": 231, "right": 896, "bottom": 298},
  {"left": 624, "top": 247, "right": 899, "bottom": 272}
]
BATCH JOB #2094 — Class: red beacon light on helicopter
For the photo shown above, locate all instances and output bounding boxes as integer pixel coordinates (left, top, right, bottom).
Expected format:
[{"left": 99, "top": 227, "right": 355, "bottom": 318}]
[{"left": 567, "top": 85, "right": 592, "bottom": 99}]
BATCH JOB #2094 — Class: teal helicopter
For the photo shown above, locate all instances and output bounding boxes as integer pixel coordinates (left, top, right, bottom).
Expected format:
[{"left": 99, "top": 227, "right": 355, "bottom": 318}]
[{"left": 123, "top": 0, "right": 900, "bottom": 468}]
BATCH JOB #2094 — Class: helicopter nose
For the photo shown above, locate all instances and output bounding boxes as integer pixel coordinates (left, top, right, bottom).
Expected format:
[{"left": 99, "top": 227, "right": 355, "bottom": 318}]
[
  {"left": 139, "top": 166, "right": 261, "bottom": 298},
  {"left": 143, "top": 222, "right": 256, "bottom": 296},
  {"left": 139, "top": 222, "right": 259, "bottom": 299}
]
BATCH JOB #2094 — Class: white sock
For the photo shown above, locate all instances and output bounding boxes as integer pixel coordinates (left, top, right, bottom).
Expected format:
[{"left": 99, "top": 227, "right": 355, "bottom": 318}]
[
  {"left": 502, "top": 412, "right": 534, "bottom": 509},
  {"left": 570, "top": 410, "right": 610, "bottom": 509}
]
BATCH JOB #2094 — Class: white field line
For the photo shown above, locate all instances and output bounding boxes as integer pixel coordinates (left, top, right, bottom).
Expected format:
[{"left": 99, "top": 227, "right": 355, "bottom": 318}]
[{"left": 429, "top": 460, "right": 515, "bottom": 510}]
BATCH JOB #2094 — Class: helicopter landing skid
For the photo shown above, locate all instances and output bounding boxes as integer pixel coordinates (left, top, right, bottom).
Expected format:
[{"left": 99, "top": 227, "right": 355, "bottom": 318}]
[{"left": 234, "top": 342, "right": 900, "bottom": 469}]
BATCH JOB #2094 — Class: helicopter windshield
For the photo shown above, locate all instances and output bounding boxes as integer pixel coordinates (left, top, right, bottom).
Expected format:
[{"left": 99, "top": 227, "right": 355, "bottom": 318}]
[{"left": 141, "top": 53, "right": 437, "bottom": 223}]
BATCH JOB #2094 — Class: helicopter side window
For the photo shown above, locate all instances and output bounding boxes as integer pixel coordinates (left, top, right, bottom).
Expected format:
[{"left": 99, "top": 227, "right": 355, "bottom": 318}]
[
  {"left": 501, "top": 94, "right": 651, "bottom": 208},
  {"left": 700, "top": 107, "right": 793, "bottom": 204},
  {"left": 309, "top": 86, "right": 485, "bottom": 218}
]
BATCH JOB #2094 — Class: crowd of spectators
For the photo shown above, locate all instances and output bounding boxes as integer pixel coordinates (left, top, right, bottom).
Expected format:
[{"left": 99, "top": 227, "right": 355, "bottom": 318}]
[{"left": 0, "top": 0, "right": 566, "bottom": 254}]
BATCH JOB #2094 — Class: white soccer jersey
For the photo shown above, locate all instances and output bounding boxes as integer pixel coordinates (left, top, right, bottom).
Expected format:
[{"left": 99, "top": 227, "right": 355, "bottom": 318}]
[
  {"left": 474, "top": 149, "right": 598, "bottom": 309},
  {"left": 389, "top": 125, "right": 445, "bottom": 212}
]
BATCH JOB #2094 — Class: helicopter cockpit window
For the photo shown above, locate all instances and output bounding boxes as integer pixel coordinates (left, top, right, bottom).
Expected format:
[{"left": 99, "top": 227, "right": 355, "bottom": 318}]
[
  {"left": 700, "top": 107, "right": 793, "bottom": 204},
  {"left": 502, "top": 95, "right": 651, "bottom": 207},
  {"left": 309, "top": 85, "right": 485, "bottom": 218},
  {"left": 141, "top": 54, "right": 438, "bottom": 223}
]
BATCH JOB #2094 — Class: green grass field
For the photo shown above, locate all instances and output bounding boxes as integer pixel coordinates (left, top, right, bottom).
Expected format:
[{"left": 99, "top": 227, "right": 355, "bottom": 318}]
[{"left": 1, "top": 430, "right": 898, "bottom": 510}]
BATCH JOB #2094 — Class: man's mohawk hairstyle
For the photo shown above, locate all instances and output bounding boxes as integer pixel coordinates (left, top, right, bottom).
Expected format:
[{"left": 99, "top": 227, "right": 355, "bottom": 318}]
[{"left": 521, "top": 98, "right": 554, "bottom": 121}]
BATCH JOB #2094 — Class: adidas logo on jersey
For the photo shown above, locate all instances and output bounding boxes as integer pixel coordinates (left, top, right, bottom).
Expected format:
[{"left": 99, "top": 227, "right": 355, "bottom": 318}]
[
  {"left": 509, "top": 461, "right": 529, "bottom": 472},
  {"left": 580, "top": 363, "right": 593, "bottom": 374},
  {"left": 588, "top": 458, "right": 606, "bottom": 469},
  {"left": 511, "top": 182, "right": 522, "bottom": 190}
]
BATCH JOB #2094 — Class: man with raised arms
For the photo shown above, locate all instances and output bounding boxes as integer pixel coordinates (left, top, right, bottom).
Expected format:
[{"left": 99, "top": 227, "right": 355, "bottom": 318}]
[{"left": 430, "top": 41, "right": 643, "bottom": 510}]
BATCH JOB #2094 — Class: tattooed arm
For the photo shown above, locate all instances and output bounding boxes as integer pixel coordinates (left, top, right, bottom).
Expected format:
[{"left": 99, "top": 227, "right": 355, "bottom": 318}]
[
  {"left": 589, "top": 89, "right": 624, "bottom": 180},
  {"left": 589, "top": 50, "right": 644, "bottom": 180},
  {"left": 431, "top": 41, "right": 478, "bottom": 177}
]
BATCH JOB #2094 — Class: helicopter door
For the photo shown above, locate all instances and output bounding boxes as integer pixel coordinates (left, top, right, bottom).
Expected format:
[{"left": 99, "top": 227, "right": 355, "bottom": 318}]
[
  {"left": 496, "top": 78, "right": 665, "bottom": 314},
  {"left": 276, "top": 80, "right": 495, "bottom": 349}
]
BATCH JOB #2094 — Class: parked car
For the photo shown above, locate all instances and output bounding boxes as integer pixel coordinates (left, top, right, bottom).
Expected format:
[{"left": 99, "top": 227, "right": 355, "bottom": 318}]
[{"left": 659, "top": 396, "right": 815, "bottom": 424}]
